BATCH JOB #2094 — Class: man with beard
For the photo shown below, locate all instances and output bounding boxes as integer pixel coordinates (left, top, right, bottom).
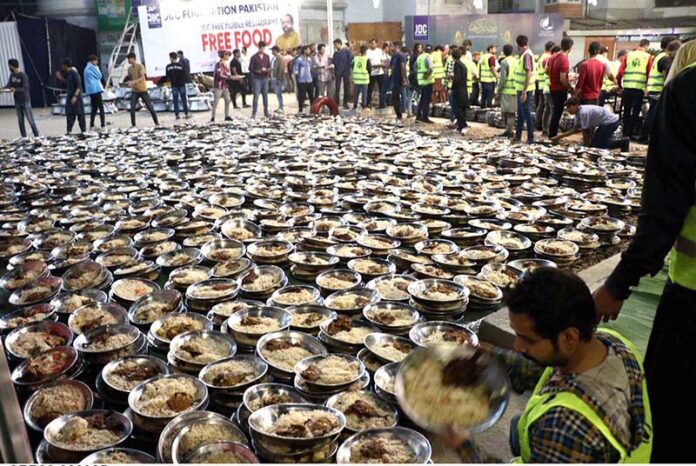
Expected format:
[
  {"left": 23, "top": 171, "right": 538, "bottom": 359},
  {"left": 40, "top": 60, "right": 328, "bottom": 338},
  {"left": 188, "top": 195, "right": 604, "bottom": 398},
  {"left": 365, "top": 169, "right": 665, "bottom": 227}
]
[
  {"left": 447, "top": 267, "right": 652, "bottom": 463},
  {"left": 275, "top": 14, "right": 300, "bottom": 52}
]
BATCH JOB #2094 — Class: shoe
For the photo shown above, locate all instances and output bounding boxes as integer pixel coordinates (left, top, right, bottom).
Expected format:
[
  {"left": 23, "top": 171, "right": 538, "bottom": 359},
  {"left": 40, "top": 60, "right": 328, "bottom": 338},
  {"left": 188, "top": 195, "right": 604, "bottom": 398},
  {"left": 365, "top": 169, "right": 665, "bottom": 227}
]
[
  {"left": 264, "top": 114, "right": 270, "bottom": 118},
  {"left": 175, "top": 115, "right": 181, "bottom": 120},
  {"left": 525, "top": 139, "right": 535, "bottom": 145},
  {"left": 497, "top": 132, "right": 513, "bottom": 138},
  {"left": 512, "top": 137, "right": 522, "bottom": 143},
  {"left": 225, "top": 117, "right": 233, "bottom": 121},
  {"left": 243, "top": 104, "right": 250, "bottom": 108},
  {"left": 185, "top": 114, "right": 192, "bottom": 119},
  {"left": 461, "top": 127, "right": 470, "bottom": 135},
  {"left": 233, "top": 106, "right": 239, "bottom": 109},
  {"left": 447, "top": 123, "right": 457, "bottom": 129},
  {"left": 422, "top": 118, "right": 434, "bottom": 124},
  {"left": 343, "top": 105, "right": 350, "bottom": 110},
  {"left": 210, "top": 118, "right": 215, "bottom": 123}
]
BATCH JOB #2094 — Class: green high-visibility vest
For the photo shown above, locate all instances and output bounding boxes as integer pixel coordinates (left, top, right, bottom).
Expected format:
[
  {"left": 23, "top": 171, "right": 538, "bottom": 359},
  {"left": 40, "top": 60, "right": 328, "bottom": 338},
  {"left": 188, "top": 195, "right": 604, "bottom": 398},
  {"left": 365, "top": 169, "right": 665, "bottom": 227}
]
[
  {"left": 352, "top": 56, "right": 369, "bottom": 85},
  {"left": 502, "top": 56, "right": 519, "bottom": 95},
  {"left": 646, "top": 51, "right": 667, "bottom": 93},
  {"left": 416, "top": 53, "right": 434, "bottom": 86},
  {"left": 462, "top": 57, "right": 477, "bottom": 94},
  {"left": 479, "top": 53, "right": 496, "bottom": 83},
  {"left": 537, "top": 52, "right": 551, "bottom": 92},
  {"left": 514, "top": 49, "right": 536, "bottom": 93},
  {"left": 514, "top": 329, "right": 653, "bottom": 464},
  {"left": 430, "top": 50, "right": 445, "bottom": 80},
  {"left": 622, "top": 49, "right": 650, "bottom": 90},
  {"left": 599, "top": 55, "right": 613, "bottom": 91}
]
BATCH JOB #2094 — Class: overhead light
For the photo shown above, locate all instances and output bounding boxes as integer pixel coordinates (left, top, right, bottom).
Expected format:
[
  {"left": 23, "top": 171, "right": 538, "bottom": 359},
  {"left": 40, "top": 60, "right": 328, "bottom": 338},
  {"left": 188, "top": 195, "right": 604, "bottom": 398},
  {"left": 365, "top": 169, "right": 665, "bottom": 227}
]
[
  {"left": 372, "top": 0, "right": 380, "bottom": 8},
  {"left": 588, "top": 0, "right": 598, "bottom": 5},
  {"left": 473, "top": 0, "right": 484, "bottom": 9}
]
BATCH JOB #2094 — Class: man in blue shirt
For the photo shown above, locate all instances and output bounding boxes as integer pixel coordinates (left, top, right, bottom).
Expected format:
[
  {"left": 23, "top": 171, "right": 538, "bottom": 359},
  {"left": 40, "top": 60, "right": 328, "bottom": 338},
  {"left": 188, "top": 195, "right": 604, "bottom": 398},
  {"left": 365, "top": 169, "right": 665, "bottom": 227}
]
[
  {"left": 293, "top": 45, "right": 314, "bottom": 113},
  {"left": 550, "top": 97, "right": 629, "bottom": 151},
  {"left": 389, "top": 42, "right": 408, "bottom": 119},
  {"left": 332, "top": 39, "right": 353, "bottom": 109}
]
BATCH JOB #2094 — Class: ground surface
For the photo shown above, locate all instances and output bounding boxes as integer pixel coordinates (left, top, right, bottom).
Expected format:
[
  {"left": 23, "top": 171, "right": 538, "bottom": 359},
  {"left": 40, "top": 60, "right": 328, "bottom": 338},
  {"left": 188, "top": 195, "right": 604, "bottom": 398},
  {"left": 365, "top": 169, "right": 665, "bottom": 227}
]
[{"left": 0, "top": 94, "right": 651, "bottom": 463}]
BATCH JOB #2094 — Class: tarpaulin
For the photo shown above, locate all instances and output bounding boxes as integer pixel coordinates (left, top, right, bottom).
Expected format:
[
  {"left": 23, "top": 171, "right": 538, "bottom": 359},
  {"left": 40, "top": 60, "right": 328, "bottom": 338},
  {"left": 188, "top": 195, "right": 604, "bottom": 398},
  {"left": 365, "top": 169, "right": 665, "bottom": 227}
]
[{"left": 15, "top": 13, "right": 97, "bottom": 107}]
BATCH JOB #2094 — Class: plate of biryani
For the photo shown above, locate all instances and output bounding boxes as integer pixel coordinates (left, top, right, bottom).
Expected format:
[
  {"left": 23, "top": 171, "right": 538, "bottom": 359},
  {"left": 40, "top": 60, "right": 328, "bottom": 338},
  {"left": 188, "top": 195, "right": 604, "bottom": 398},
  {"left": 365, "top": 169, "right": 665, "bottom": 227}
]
[
  {"left": 395, "top": 345, "right": 509, "bottom": 435},
  {"left": 336, "top": 427, "right": 431, "bottom": 464}
]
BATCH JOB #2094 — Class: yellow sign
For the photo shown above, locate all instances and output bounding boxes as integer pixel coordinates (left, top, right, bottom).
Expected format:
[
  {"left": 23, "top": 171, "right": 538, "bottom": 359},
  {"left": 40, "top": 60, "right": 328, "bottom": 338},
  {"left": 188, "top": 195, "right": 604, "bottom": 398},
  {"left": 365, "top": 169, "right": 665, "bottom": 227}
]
[{"left": 469, "top": 19, "right": 497, "bottom": 35}]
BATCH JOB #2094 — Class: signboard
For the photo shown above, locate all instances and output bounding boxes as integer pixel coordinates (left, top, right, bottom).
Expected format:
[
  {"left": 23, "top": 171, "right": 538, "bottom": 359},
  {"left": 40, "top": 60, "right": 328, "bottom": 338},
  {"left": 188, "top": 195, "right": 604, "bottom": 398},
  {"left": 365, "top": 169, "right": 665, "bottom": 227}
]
[
  {"left": 413, "top": 15, "right": 429, "bottom": 41},
  {"left": 405, "top": 13, "right": 563, "bottom": 53},
  {"left": 96, "top": 0, "right": 132, "bottom": 31},
  {"left": 138, "top": 0, "right": 300, "bottom": 77}
]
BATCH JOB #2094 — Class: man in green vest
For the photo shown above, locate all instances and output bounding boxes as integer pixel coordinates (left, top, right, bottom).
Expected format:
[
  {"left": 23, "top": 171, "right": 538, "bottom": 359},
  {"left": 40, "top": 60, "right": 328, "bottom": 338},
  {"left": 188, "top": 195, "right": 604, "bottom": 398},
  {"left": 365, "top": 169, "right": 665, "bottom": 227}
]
[
  {"left": 513, "top": 34, "right": 536, "bottom": 144},
  {"left": 638, "top": 36, "right": 679, "bottom": 143},
  {"left": 430, "top": 45, "right": 446, "bottom": 105},
  {"left": 351, "top": 45, "right": 371, "bottom": 110},
  {"left": 597, "top": 46, "right": 617, "bottom": 107},
  {"left": 535, "top": 41, "right": 555, "bottom": 134},
  {"left": 495, "top": 44, "right": 518, "bottom": 138},
  {"left": 415, "top": 42, "right": 434, "bottom": 123},
  {"left": 478, "top": 44, "right": 498, "bottom": 109},
  {"left": 594, "top": 42, "right": 696, "bottom": 462},
  {"left": 617, "top": 39, "right": 652, "bottom": 139},
  {"left": 449, "top": 267, "right": 652, "bottom": 463}
]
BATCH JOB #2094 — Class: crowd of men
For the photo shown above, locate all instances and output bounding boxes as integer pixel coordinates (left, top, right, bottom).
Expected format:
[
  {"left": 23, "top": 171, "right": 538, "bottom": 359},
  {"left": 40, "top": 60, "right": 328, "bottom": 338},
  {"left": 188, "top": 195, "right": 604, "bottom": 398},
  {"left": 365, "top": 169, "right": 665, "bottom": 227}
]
[{"left": 0, "top": 33, "right": 685, "bottom": 145}]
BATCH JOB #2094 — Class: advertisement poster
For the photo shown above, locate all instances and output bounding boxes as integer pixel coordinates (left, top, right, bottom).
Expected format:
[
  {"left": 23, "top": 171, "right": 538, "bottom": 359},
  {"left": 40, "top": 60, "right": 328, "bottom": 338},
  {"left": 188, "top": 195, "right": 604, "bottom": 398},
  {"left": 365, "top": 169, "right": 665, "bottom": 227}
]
[
  {"left": 96, "top": 0, "right": 132, "bottom": 31},
  {"left": 405, "top": 13, "right": 563, "bottom": 54},
  {"left": 138, "top": 0, "right": 300, "bottom": 76}
]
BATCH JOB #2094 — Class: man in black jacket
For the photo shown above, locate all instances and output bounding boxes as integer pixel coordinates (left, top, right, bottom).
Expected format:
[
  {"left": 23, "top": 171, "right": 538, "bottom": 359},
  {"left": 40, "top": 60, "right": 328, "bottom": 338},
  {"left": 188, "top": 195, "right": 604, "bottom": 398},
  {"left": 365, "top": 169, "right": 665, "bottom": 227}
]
[
  {"left": 451, "top": 47, "right": 469, "bottom": 134},
  {"left": 332, "top": 39, "right": 352, "bottom": 109},
  {"left": 166, "top": 52, "right": 190, "bottom": 119},
  {"left": 61, "top": 58, "right": 86, "bottom": 135},
  {"left": 593, "top": 43, "right": 696, "bottom": 463}
]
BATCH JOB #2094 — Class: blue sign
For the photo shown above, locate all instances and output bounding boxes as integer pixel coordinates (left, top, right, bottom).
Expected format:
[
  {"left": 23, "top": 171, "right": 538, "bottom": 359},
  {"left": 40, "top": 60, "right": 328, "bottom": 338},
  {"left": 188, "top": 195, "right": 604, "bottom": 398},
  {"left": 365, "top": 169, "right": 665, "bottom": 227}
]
[{"left": 413, "top": 15, "right": 429, "bottom": 41}]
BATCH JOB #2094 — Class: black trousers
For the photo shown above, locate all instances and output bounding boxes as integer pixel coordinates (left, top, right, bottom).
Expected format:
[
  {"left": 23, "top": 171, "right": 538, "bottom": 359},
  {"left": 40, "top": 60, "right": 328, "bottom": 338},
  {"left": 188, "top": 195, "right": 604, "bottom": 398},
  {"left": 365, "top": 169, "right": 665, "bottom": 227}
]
[
  {"left": 367, "top": 74, "right": 385, "bottom": 108},
  {"left": 580, "top": 98, "right": 599, "bottom": 105},
  {"left": 622, "top": 88, "right": 644, "bottom": 138},
  {"left": 334, "top": 73, "right": 350, "bottom": 107},
  {"left": 480, "top": 82, "right": 495, "bottom": 109},
  {"left": 470, "top": 82, "right": 480, "bottom": 107},
  {"left": 297, "top": 82, "right": 313, "bottom": 112},
  {"left": 230, "top": 87, "right": 247, "bottom": 107},
  {"left": 548, "top": 90, "right": 568, "bottom": 138},
  {"left": 644, "top": 280, "right": 696, "bottom": 462},
  {"left": 89, "top": 93, "right": 105, "bottom": 128},
  {"left": 66, "top": 99, "right": 86, "bottom": 134},
  {"left": 391, "top": 83, "right": 403, "bottom": 119},
  {"left": 638, "top": 92, "right": 660, "bottom": 142},
  {"left": 598, "top": 90, "right": 607, "bottom": 107},
  {"left": 130, "top": 91, "right": 159, "bottom": 126}
]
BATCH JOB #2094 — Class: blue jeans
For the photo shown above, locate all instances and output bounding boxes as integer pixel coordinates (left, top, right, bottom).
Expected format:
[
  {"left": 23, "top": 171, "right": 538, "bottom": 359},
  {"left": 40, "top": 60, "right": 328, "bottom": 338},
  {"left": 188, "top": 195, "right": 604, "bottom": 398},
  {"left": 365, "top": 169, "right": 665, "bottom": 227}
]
[
  {"left": 271, "top": 78, "right": 284, "bottom": 111},
  {"left": 251, "top": 77, "right": 269, "bottom": 117},
  {"left": 15, "top": 100, "right": 39, "bottom": 137},
  {"left": 380, "top": 77, "right": 392, "bottom": 109},
  {"left": 416, "top": 84, "right": 433, "bottom": 120},
  {"left": 171, "top": 86, "right": 189, "bottom": 116},
  {"left": 449, "top": 92, "right": 459, "bottom": 122},
  {"left": 591, "top": 119, "right": 626, "bottom": 150},
  {"left": 516, "top": 91, "right": 535, "bottom": 142},
  {"left": 353, "top": 84, "right": 367, "bottom": 109},
  {"left": 401, "top": 87, "right": 413, "bottom": 114},
  {"left": 481, "top": 82, "right": 495, "bottom": 109}
]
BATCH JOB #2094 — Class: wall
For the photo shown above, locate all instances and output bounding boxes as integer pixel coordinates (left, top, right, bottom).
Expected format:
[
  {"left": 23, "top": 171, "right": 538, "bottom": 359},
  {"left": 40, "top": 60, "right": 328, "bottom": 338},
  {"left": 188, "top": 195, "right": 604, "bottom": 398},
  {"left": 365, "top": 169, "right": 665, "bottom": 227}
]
[
  {"left": 414, "top": 0, "right": 489, "bottom": 14},
  {"left": 384, "top": 0, "right": 417, "bottom": 22},
  {"left": 345, "top": 0, "right": 385, "bottom": 23}
]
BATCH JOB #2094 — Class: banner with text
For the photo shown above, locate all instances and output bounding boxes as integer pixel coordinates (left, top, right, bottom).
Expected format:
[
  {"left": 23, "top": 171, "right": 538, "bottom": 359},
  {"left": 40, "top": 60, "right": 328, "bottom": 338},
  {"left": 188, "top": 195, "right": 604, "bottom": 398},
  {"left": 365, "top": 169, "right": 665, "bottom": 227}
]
[
  {"left": 405, "top": 13, "right": 563, "bottom": 54},
  {"left": 138, "top": 0, "right": 300, "bottom": 76}
]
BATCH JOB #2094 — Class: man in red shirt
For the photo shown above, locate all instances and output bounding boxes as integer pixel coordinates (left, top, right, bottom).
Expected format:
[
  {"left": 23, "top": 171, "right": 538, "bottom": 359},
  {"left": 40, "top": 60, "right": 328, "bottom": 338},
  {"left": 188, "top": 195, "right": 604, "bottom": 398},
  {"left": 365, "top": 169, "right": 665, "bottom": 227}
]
[
  {"left": 575, "top": 41, "right": 609, "bottom": 105},
  {"left": 547, "top": 37, "right": 574, "bottom": 138}
]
